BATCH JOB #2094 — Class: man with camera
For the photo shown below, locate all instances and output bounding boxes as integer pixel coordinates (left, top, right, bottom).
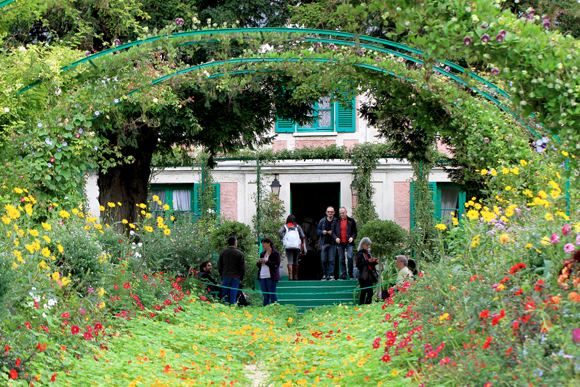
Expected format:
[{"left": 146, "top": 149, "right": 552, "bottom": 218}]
[{"left": 317, "top": 206, "right": 338, "bottom": 280}]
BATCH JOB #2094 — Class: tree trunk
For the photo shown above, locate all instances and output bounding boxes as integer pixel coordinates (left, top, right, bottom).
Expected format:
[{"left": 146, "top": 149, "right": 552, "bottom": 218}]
[{"left": 97, "top": 126, "right": 158, "bottom": 232}]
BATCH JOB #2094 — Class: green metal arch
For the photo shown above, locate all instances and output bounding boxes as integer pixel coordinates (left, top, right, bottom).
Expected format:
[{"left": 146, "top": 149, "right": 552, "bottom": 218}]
[
  {"left": 17, "top": 27, "right": 510, "bottom": 102},
  {"left": 0, "top": 0, "right": 16, "bottom": 9},
  {"left": 123, "top": 57, "right": 517, "bottom": 121}
]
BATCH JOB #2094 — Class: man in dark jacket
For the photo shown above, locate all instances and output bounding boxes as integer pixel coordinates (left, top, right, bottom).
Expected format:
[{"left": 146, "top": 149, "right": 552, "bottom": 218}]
[
  {"left": 198, "top": 260, "right": 221, "bottom": 298},
  {"left": 317, "top": 206, "right": 338, "bottom": 280},
  {"left": 217, "top": 236, "right": 246, "bottom": 305},
  {"left": 333, "top": 207, "right": 358, "bottom": 280}
]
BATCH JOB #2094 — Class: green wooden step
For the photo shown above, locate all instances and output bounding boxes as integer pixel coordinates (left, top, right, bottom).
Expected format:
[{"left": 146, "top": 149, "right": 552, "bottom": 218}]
[{"left": 278, "top": 293, "right": 355, "bottom": 301}]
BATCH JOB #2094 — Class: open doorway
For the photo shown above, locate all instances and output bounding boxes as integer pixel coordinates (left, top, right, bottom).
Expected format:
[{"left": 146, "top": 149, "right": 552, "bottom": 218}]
[{"left": 290, "top": 183, "right": 340, "bottom": 280}]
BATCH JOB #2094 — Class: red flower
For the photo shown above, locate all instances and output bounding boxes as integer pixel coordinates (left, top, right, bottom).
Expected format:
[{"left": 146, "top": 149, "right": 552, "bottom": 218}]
[
  {"left": 482, "top": 337, "right": 493, "bottom": 349},
  {"left": 500, "top": 276, "right": 510, "bottom": 284},
  {"left": 51, "top": 374, "right": 57, "bottom": 382},
  {"left": 61, "top": 312, "right": 70, "bottom": 318},
  {"left": 143, "top": 275, "right": 148, "bottom": 279},
  {"left": 70, "top": 325, "right": 80, "bottom": 334},
  {"left": 114, "top": 284, "right": 119, "bottom": 290},
  {"left": 4, "top": 345, "right": 9, "bottom": 355},
  {"left": 510, "top": 263, "right": 526, "bottom": 274},
  {"left": 491, "top": 310, "right": 505, "bottom": 326},
  {"left": 381, "top": 353, "right": 391, "bottom": 362},
  {"left": 513, "top": 321, "right": 519, "bottom": 331},
  {"left": 199, "top": 296, "right": 207, "bottom": 301},
  {"left": 405, "top": 370, "right": 415, "bottom": 377},
  {"left": 123, "top": 282, "right": 131, "bottom": 289},
  {"left": 525, "top": 301, "right": 535, "bottom": 310},
  {"left": 94, "top": 323, "right": 103, "bottom": 330},
  {"left": 479, "top": 310, "right": 490, "bottom": 319},
  {"left": 505, "top": 347, "right": 513, "bottom": 355},
  {"left": 83, "top": 331, "right": 94, "bottom": 340},
  {"left": 514, "top": 288, "right": 523, "bottom": 295},
  {"left": 16, "top": 357, "right": 20, "bottom": 367},
  {"left": 9, "top": 369, "right": 17, "bottom": 379},
  {"left": 534, "top": 279, "right": 545, "bottom": 292}
]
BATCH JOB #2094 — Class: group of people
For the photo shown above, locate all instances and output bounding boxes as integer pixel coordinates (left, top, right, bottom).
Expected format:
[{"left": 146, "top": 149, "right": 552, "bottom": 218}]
[{"left": 197, "top": 207, "right": 417, "bottom": 306}]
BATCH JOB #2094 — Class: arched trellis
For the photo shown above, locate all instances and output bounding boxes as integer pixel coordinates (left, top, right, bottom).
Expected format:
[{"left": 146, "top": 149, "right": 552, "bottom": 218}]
[
  {"left": 0, "top": 0, "right": 16, "bottom": 9},
  {"left": 17, "top": 27, "right": 511, "bottom": 102}
]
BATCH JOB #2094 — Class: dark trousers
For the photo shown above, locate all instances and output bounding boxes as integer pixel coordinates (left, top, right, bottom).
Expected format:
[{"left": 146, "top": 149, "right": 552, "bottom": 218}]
[
  {"left": 258, "top": 278, "right": 278, "bottom": 306},
  {"left": 359, "top": 279, "right": 374, "bottom": 304}
]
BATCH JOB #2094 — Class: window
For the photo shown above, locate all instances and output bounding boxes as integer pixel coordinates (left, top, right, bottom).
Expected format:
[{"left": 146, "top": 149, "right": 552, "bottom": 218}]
[
  {"left": 275, "top": 96, "right": 356, "bottom": 133},
  {"left": 149, "top": 183, "right": 220, "bottom": 220},
  {"left": 410, "top": 182, "right": 466, "bottom": 227}
]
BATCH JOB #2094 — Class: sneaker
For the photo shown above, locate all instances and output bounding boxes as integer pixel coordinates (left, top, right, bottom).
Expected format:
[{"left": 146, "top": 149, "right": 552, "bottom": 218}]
[
  {"left": 339, "top": 275, "right": 347, "bottom": 280},
  {"left": 329, "top": 276, "right": 335, "bottom": 281},
  {"left": 321, "top": 275, "right": 328, "bottom": 281}
]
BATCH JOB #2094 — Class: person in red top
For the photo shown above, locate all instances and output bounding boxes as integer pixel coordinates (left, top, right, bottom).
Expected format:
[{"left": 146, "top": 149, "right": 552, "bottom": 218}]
[{"left": 332, "top": 207, "right": 358, "bottom": 280}]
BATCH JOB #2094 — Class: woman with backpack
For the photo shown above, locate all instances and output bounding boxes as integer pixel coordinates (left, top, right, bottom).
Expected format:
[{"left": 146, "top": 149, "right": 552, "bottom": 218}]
[
  {"left": 278, "top": 214, "right": 305, "bottom": 281},
  {"left": 355, "top": 237, "right": 379, "bottom": 304}
]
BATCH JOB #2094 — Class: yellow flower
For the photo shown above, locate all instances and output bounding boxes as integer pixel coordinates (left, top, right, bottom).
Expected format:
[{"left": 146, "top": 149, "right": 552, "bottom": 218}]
[
  {"left": 72, "top": 208, "right": 79, "bottom": 215},
  {"left": 12, "top": 262, "right": 18, "bottom": 268},
  {"left": 145, "top": 213, "right": 152, "bottom": 219},
  {"left": 144, "top": 226, "right": 153, "bottom": 233},
  {"left": 97, "top": 287, "right": 105, "bottom": 297},
  {"left": 480, "top": 169, "right": 488, "bottom": 176},
  {"left": 152, "top": 195, "right": 159, "bottom": 202},
  {"left": 170, "top": 216, "right": 175, "bottom": 221},
  {"left": 490, "top": 169, "right": 497, "bottom": 176},
  {"left": 99, "top": 205, "right": 105, "bottom": 211},
  {"left": 501, "top": 168, "right": 510, "bottom": 175},
  {"left": 575, "top": 223, "right": 580, "bottom": 233},
  {"left": 523, "top": 189, "right": 533, "bottom": 197},
  {"left": 499, "top": 234, "right": 510, "bottom": 244},
  {"left": 545, "top": 213, "right": 554, "bottom": 221},
  {"left": 500, "top": 216, "right": 509, "bottom": 223},
  {"left": 452, "top": 218, "right": 459, "bottom": 226},
  {"left": 164, "top": 228, "right": 171, "bottom": 236},
  {"left": 59, "top": 210, "right": 70, "bottom": 219},
  {"left": 510, "top": 167, "right": 519, "bottom": 175},
  {"left": 57, "top": 244, "right": 64, "bottom": 253},
  {"left": 520, "top": 160, "right": 528, "bottom": 167},
  {"left": 98, "top": 301, "right": 105, "bottom": 309},
  {"left": 556, "top": 211, "right": 570, "bottom": 220},
  {"left": 474, "top": 203, "right": 482, "bottom": 210},
  {"left": 538, "top": 190, "right": 548, "bottom": 199},
  {"left": 2, "top": 215, "right": 10, "bottom": 224},
  {"left": 435, "top": 224, "right": 447, "bottom": 231},
  {"left": 38, "top": 260, "right": 49, "bottom": 270},
  {"left": 94, "top": 224, "right": 103, "bottom": 230},
  {"left": 41, "top": 247, "right": 51, "bottom": 258},
  {"left": 24, "top": 203, "right": 33, "bottom": 216},
  {"left": 163, "top": 204, "right": 170, "bottom": 211},
  {"left": 390, "top": 369, "right": 399, "bottom": 376},
  {"left": 541, "top": 236, "right": 551, "bottom": 246},
  {"left": 122, "top": 219, "right": 128, "bottom": 224},
  {"left": 117, "top": 202, "right": 122, "bottom": 206},
  {"left": 466, "top": 210, "right": 479, "bottom": 220},
  {"left": 107, "top": 202, "right": 115, "bottom": 208},
  {"left": 562, "top": 150, "right": 569, "bottom": 157},
  {"left": 32, "top": 242, "right": 40, "bottom": 251},
  {"left": 525, "top": 243, "right": 533, "bottom": 249},
  {"left": 505, "top": 186, "right": 512, "bottom": 191},
  {"left": 139, "top": 203, "right": 147, "bottom": 209},
  {"left": 13, "top": 187, "right": 23, "bottom": 194},
  {"left": 505, "top": 209, "right": 514, "bottom": 217},
  {"left": 51, "top": 272, "right": 60, "bottom": 281},
  {"left": 129, "top": 223, "right": 136, "bottom": 229},
  {"left": 84, "top": 225, "right": 91, "bottom": 230},
  {"left": 4, "top": 204, "right": 20, "bottom": 219},
  {"left": 61, "top": 277, "right": 70, "bottom": 286},
  {"left": 41, "top": 222, "right": 52, "bottom": 231},
  {"left": 140, "top": 210, "right": 146, "bottom": 215}
]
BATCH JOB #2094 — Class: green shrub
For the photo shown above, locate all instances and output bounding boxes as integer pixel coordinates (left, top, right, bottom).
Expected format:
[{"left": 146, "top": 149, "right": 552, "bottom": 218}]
[
  {"left": 49, "top": 225, "right": 104, "bottom": 291},
  {"left": 357, "top": 219, "right": 408, "bottom": 260},
  {"left": 0, "top": 252, "right": 15, "bottom": 311}
]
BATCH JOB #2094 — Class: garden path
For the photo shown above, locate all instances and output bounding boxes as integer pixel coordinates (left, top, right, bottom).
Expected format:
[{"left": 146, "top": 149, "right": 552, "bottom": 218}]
[{"left": 53, "top": 300, "right": 401, "bottom": 386}]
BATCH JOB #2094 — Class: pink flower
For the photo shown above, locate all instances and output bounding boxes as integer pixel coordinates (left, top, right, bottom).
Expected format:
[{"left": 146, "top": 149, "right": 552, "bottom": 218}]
[
  {"left": 58, "top": 221, "right": 63, "bottom": 225},
  {"left": 576, "top": 235, "right": 580, "bottom": 246},
  {"left": 573, "top": 328, "right": 580, "bottom": 344},
  {"left": 551, "top": 233, "right": 560, "bottom": 244},
  {"left": 563, "top": 224, "right": 572, "bottom": 236},
  {"left": 70, "top": 325, "right": 80, "bottom": 334},
  {"left": 50, "top": 157, "right": 55, "bottom": 163},
  {"left": 48, "top": 206, "right": 53, "bottom": 210},
  {"left": 76, "top": 134, "right": 80, "bottom": 138},
  {"left": 61, "top": 312, "right": 70, "bottom": 318},
  {"left": 565, "top": 243, "right": 576, "bottom": 254}
]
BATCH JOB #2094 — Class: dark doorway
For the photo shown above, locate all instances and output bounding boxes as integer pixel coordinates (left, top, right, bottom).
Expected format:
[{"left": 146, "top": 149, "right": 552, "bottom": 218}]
[{"left": 291, "top": 183, "right": 340, "bottom": 280}]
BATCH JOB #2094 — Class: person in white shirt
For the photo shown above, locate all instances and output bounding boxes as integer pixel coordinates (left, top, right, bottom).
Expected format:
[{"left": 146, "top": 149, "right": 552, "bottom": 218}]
[{"left": 396, "top": 255, "right": 414, "bottom": 283}]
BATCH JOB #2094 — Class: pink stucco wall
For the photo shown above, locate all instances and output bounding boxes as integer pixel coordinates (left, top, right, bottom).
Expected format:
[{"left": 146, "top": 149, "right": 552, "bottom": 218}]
[
  {"left": 394, "top": 182, "right": 411, "bottom": 229},
  {"left": 295, "top": 140, "right": 336, "bottom": 149},
  {"left": 343, "top": 139, "right": 359, "bottom": 149},
  {"left": 220, "top": 182, "right": 237, "bottom": 221},
  {"left": 273, "top": 140, "right": 287, "bottom": 152},
  {"left": 436, "top": 139, "right": 454, "bottom": 157}
]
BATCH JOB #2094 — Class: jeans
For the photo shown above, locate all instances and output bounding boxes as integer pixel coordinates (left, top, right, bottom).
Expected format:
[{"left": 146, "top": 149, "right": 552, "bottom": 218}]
[
  {"left": 258, "top": 278, "right": 278, "bottom": 306},
  {"left": 336, "top": 243, "right": 354, "bottom": 278},
  {"left": 222, "top": 277, "right": 240, "bottom": 305},
  {"left": 359, "top": 278, "right": 374, "bottom": 304},
  {"left": 321, "top": 244, "right": 336, "bottom": 278},
  {"left": 285, "top": 249, "right": 300, "bottom": 265}
]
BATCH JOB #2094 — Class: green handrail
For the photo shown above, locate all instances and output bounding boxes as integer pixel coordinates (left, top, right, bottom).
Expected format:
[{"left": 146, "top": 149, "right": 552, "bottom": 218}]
[{"left": 0, "top": 0, "right": 16, "bottom": 9}]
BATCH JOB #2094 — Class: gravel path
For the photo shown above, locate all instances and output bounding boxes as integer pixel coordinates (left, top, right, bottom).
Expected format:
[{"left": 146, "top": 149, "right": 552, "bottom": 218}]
[{"left": 245, "top": 363, "right": 271, "bottom": 387}]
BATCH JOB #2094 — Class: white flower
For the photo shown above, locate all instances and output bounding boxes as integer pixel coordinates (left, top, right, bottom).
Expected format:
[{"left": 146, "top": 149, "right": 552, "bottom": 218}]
[
  {"left": 43, "top": 303, "right": 48, "bottom": 309},
  {"left": 138, "top": 243, "right": 142, "bottom": 247},
  {"left": 153, "top": 98, "right": 158, "bottom": 103},
  {"left": 130, "top": 230, "right": 135, "bottom": 235},
  {"left": 42, "top": 313, "right": 47, "bottom": 318},
  {"left": 114, "top": 99, "right": 119, "bottom": 103},
  {"left": 3, "top": 107, "right": 9, "bottom": 113},
  {"left": 18, "top": 46, "right": 26, "bottom": 52},
  {"left": 55, "top": 88, "right": 62, "bottom": 96},
  {"left": 95, "top": 111, "right": 100, "bottom": 116},
  {"left": 28, "top": 302, "right": 33, "bottom": 307}
]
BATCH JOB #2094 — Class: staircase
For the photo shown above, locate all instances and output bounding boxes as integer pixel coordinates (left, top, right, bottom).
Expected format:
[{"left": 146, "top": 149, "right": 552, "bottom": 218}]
[{"left": 257, "top": 276, "right": 359, "bottom": 313}]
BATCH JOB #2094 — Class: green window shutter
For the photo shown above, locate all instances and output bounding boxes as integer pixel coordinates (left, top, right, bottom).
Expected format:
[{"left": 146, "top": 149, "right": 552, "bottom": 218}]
[
  {"left": 212, "top": 183, "right": 220, "bottom": 214},
  {"left": 410, "top": 182, "right": 437, "bottom": 227},
  {"left": 275, "top": 118, "right": 295, "bottom": 133},
  {"left": 458, "top": 191, "right": 467, "bottom": 219},
  {"left": 193, "top": 183, "right": 201, "bottom": 214},
  {"left": 336, "top": 96, "right": 355, "bottom": 132},
  {"left": 430, "top": 182, "right": 440, "bottom": 220}
]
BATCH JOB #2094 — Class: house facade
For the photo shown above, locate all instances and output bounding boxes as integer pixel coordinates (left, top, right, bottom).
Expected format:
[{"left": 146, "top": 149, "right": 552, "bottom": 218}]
[{"left": 85, "top": 95, "right": 463, "bottom": 231}]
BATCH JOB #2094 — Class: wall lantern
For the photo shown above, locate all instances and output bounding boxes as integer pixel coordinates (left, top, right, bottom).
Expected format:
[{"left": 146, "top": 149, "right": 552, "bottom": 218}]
[{"left": 270, "top": 174, "right": 281, "bottom": 195}]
